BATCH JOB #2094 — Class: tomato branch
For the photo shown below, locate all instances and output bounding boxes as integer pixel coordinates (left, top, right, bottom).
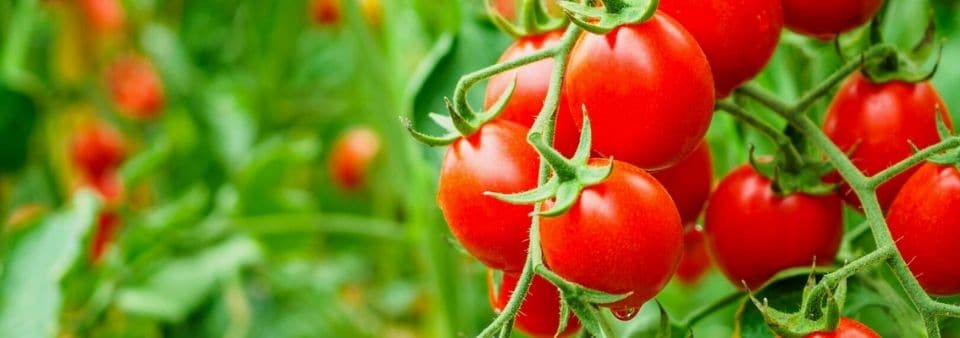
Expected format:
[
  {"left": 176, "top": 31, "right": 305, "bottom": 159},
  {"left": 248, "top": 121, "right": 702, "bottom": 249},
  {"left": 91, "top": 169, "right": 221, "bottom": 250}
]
[
  {"left": 476, "top": 23, "right": 582, "bottom": 338},
  {"left": 680, "top": 291, "right": 746, "bottom": 328},
  {"left": 865, "top": 136, "right": 960, "bottom": 189},
  {"left": 716, "top": 100, "right": 805, "bottom": 171}
]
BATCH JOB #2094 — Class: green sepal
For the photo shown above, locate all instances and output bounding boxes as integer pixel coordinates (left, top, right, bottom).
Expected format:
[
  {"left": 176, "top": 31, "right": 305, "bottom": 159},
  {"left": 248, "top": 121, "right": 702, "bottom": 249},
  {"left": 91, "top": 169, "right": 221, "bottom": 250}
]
[
  {"left": 404, "top": 77, "right": 517, "bottom": 147},
  {"left": 927, "top": 109, "right": 960, "bottom": 166},
  {"left": 486, "top": 176, "right": 560, "bottom": 205},
  {"left": 556, "top": 289, "right": 573, "bottom": 337},
  {"left": 862, "top": 12, "right": 943, "bottom": 84},
  {"left": 748, "top": 146, "right": 838, "bottom": 197},
  {"left": 748, "top": 268, "right": 844, "bottom": 338},
  {"left": 400, "top": 116, "right": 460, "bottom": 146},
  {"left": 556, "top": 0, "right": 658, "bottom": 34},
  {"left": 486, "top": 0, "right": 568, "bottom": 38}
]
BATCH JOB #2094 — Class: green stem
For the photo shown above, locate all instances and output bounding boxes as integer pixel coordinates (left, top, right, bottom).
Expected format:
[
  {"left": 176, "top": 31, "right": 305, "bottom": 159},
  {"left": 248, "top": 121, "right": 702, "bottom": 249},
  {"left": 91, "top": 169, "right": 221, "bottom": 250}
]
[
  {"left": 716, "top": 101, "right": 805, "bottom": 171},
  {"left": 866, "top": 137, "right": 960, "bottom": 189},
  {"left": 792, "top": 45, "right": 895, "bottom": 115},
  {"left": 476, "top": 23, "right": 581, "bottom": 338},
  {"left": 681, "top": 291, "right": 746, "bottom": 327},
  {"left": 453, "top": 44, "right": 558, "bottom": 122},
  {"left": 802, "top": 246, "right": 896, "bottom": 318}
]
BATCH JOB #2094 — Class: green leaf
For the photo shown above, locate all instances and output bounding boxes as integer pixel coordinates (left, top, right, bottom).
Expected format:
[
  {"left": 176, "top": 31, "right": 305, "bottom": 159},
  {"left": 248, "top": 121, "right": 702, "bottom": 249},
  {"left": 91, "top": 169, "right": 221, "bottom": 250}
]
[
  {"left": 0, "top": 191, "right": 100, "bottom": 338},
  {"left": 0, "top": 83, "right": 36, "bottom": 173},
  {"left": 115, "top": 236, "right": 262, "bottom": 322}
]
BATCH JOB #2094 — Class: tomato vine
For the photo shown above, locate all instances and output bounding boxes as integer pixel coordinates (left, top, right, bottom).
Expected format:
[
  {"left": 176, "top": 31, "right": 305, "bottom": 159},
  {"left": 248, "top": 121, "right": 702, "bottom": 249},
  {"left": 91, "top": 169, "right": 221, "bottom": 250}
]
[{"left": 406, "top": 1, "right": 960, "bottom": 337}]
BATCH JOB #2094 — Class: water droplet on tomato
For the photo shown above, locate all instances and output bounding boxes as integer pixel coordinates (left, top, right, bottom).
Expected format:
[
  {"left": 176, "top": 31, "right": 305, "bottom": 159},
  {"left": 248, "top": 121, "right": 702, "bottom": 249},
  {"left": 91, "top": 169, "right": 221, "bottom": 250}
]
[{"left": 611, "top": 306, "right": 639, "bottom": 321}]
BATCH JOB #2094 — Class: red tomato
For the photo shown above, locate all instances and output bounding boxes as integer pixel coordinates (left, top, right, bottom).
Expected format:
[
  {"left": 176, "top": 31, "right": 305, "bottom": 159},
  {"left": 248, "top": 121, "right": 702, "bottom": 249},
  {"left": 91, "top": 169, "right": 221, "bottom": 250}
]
[
  {"left": 437, "top": 121, "right": 540, "bottom": 272},
  {"left": 70, "top": 121, "right": 126, "bottom": 179},
  {"left": 887, "top": 163, "right": 960, "bottom": 296},
  {"left": 650, "top": 142, "right": 713, "bottom": 224},
  {"left": 106, "top": 55, "right": 165, "bottom": 120},
  {"left": 659, "top": 0, "right": 783, "bottom": 98},
  {"left": 90, "top": 211, "right": 120, "bottom": 264},
  {"left": 781, "top": 0, "right": 883, "bottom": 39},
  {"left": 329, "top": 127, "right": 381, "bottom": 191},
  {"left": 823, "top": 72, "right": 953, "bottom": 213},
  {"left": 791, "top": 317, "right": 880, "bottom": 338},
  {"left": 705, "top": 164, "right": 843, "bottom": 289},
  {"left": 675, "top": 226, "right": 711, "bottom": 285},
  {"left": 310, "top": 0, "right": 340, "bottom": 25},
  {"left": 487, "top": 271, "right": 581, "bottom": 337},
  {"left": 563, "top": 12, "right": 715, "bottom": 170},
  {"left": 79, "top": 0, "right": 125, "bottom": 35},
  {"left": 485, "top": 31, "right": 580, "bottom": 157},
  {"left": 540, "top": 159, "right": 683, "bottom": 308}
]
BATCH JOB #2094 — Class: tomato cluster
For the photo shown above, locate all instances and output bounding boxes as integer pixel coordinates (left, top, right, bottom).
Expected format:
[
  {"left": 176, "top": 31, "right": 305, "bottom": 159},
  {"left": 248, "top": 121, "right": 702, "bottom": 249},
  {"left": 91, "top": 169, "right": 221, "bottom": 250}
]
[{"left": 430, "top": 0, "right": 915, "bottom": 335}]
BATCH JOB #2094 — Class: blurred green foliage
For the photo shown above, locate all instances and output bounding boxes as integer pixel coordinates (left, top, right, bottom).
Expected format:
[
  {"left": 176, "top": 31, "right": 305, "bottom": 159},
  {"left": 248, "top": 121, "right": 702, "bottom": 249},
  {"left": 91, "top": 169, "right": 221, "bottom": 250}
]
[{"left": 0, "top": 0, "right": 959, "bottom": 337}]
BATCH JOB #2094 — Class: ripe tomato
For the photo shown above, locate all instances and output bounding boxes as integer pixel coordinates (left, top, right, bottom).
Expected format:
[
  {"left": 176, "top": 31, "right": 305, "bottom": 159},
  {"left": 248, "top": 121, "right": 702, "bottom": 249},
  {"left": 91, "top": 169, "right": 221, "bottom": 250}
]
[
  {"left": 79, "top": 0, "right": 125, "bottom": 35},
  {"left": 705, "top": 164, "right": 843, "bottom": 289},
  {"left": 675, "top": 226, "right": 711, "bottom": 285},
  {"left": 310, "top": 0, "right": 340, "bottom": 25},
  {"left": 887, "top": 163, "right": 960, "bottom": 296},
  {"left": 823, "top": 72, "right": 953, "bottom": 213},
  {"left": 329, "top": 127, "right": 381, "bottom": 191},
  {"left": 90, "top": 211, "right": 120, "bottom": 264},
  {"left": 487, "top": 271, "right": 581, "bottom": 337},
  {"left": 485, "top": 31, "right": 579, "bottom": 157},
  {"left": 564, "top": 12, "right": 714, "bottom": 170},
  {"left": 677, "top": 227, "right": 710, "bottom": 285},
  {"left": 650, "top": 142, "right": 713, "bottom": 224},
  {"left": 781, "top": 0, "right": 883, "bottom": 39},
  {"left": 106, "top": 55, "right": 165, "bottom": 120},
  {"left": 437, "top": 121, "right": 540, "bottom": 272},
  {"left": 71, "top": 121, "right": 126, "bottom": 179},
  {"left": 540, "top": 159, "right": 683, "bottom": 308},
  {"left": 794, "top": 317, "right": 880, "bottom": 338},
  {"left": 659, "top": 0, "right": 782, "bottom": 98}
]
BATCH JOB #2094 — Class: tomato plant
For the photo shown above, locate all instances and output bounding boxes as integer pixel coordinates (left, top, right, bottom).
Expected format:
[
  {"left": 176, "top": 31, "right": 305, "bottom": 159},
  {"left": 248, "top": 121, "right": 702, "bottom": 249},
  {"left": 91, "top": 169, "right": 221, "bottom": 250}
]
[
  {"left": 540, "top": 159, "right": 683, "bottom": 309},
  {"left": 823, "top": 72, "right": 953, "bottom": 212},
  {"left": 659, "top": 0, "right": 783, "bottom": 98},
  {"left": 329, "top": 127, "right": 381, "bottom": 191},
  {"left": 705, "top": 163, "right": 843, "bottom": 289},
  {"left": 563, "top": 12, "right": 715, "bottom": 171},
  {"left": 487, "top": 271, "right": 581, "bottom": 337},
  {"left": 781, "top": 0, "right": 884, "bottom": 39},
  {"left": 887, "top": 163, "right": 960, "bottom": 296},
  {"left": 437, "top": 121, "right": 540, "bottom": 272}
]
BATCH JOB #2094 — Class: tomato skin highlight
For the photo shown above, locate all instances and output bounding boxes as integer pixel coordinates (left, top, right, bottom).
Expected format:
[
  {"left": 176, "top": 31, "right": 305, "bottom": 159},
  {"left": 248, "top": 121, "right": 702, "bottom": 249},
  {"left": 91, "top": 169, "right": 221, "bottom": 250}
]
[
  {"left": 487, "top": 271, "right": 581, "bottom": 338},
  {"left": 71, "top": 121, "right": 126, "bottom": 179},
  {"left": 106, "top": 56, "right": 165, "bottom": 120},
  {"left": 675, "top": 226, "right": 711, "bottom": 285},
  {"left": 485, "top": 31, "right": 579, "bottom": 157},
  {"left": 705, "top": 164, "right": 843, "bottom": 289},
  {"left": 329, "top": 127, "right": 381, "bottom": 191},
  {"left": 782, "top": 0, "right": 883, "bottom": 39},
  {"left": 887, "top": 163, "right": 960, "bottom": 296},
  {"left": 823, "top": 72, "right": 953, "bottom": 213},
  {"left": 540, "top": 159, "right": 683, "bottom": 308},
  {"left": 792, "top": 317, "right": 880, "bottom": 338},
  {"left": 437, "top": 121, "right": 540, "bottom": 272},
  {"left": 659, "top": 0, "right": 783, "bottom": 98},
  {"left": 651, "top": 142, "right": 713, "bottom": 225},
  {"left": 564, "top": 12, "right": 715, "bottom": 171}
]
